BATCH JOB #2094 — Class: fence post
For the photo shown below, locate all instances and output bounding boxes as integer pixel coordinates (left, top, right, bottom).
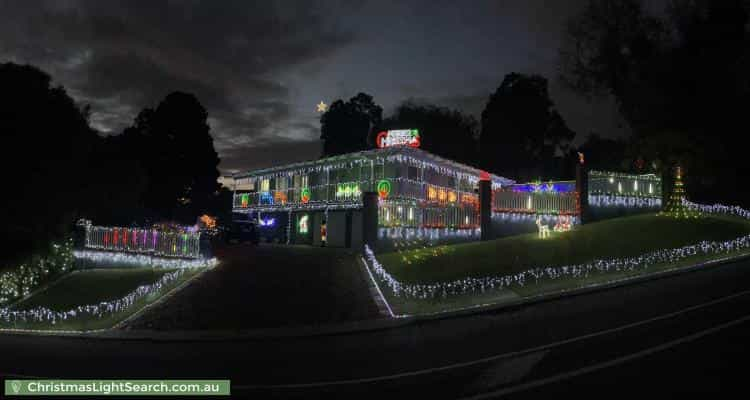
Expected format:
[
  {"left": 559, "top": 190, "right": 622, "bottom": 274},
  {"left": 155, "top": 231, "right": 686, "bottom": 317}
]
[
  {"left": 576, "top": 160, "right": 589, "bottom": 224},
  {"left": 362, "top": 191, "right": 378, "bottom": 252},
  {"left": 479, "top": 179, "right": 492, "bottom": 241}
]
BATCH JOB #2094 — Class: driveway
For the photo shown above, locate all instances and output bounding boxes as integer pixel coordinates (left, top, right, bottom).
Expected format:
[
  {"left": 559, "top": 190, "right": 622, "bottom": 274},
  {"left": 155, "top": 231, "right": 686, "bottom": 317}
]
[{"left": 120, "top": 244, "right": 381, "bottom": 330}]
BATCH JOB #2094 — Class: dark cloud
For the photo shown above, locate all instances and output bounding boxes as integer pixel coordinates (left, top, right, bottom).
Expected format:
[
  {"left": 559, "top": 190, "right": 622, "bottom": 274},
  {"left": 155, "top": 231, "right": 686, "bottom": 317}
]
[
  {"left": 0, "top": 0, "right": 630, "bottom": 173},
  {"left": 0, "top": 0, "right": 355, "bottom": 165},
  {"left": 219, "top": 139, "right": 323, "bottom": 173}
]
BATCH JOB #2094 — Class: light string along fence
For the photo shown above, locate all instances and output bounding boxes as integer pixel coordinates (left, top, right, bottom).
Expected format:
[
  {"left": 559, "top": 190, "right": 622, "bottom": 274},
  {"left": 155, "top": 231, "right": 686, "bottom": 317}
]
[
  {"left": 364, "top": 200, "right": 750, "bottom": 300},
  {"left": 84, "top": 225, "right": 202, "bottom": 259}
]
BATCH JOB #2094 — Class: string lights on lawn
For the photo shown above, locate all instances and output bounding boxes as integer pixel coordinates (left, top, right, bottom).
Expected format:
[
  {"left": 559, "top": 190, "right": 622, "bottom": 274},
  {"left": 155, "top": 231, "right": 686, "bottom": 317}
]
[
  {"left": 0, "top": 239, "right": 75, "bottom": 305},
  {"left": 363, "top": 201, "right": 750, "bottom": 300},
  {"left": 0, "top": 269, "right": 188, "bottom": 325},
  {"left": 0, "top": 252, "right": 218, "bottom": 325},
  {"left": 73, "top": 250, "right": 218, "bottom": 269}
]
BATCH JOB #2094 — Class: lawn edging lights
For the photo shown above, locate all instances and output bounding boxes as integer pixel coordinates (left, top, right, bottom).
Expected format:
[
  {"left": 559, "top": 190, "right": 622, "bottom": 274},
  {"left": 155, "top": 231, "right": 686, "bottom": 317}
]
[{"left": 364, "top": 201, "right": 750, "bottom": 300}]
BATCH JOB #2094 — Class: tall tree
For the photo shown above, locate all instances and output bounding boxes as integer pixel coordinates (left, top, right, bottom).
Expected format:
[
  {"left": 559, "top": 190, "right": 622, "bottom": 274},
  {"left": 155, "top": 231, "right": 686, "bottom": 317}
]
[
  {"left": 320, "top": 92, "right": 382, "bottom": 157},
  {"left": 560, "top": 0, "right": 750, "bottom": 203},
  {"left": 120, "top": 92, "right": 220, "bottom": 223},
  {"left": 480, "top": 73, "right": 576, "bottom": 181},
  {"left": 0, "top": 62, "right": 100, "bottom": 260},
  {"left": 559, "top": 0, "right": 667, "bottom": 133},
  {"left": 379, "top": 101, "right": 479, "bottom": 166}
]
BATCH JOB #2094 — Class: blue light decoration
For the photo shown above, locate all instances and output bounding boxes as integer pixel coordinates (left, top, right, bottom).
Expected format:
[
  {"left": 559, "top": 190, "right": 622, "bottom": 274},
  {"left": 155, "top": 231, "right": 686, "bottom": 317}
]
[
  {"left": 259, "top": 191, "right": 274, "bottom": 205},
  {"left": 259, "top": 217, "right": 276, "bottom": 227},
  {"left": 511, "top": 181, "right": 575, "bottom": 193}
]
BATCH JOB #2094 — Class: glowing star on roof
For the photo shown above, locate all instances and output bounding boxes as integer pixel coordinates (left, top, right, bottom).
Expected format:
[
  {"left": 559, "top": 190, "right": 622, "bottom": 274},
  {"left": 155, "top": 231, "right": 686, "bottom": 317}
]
[{"left": 316, "top": 101, "right": 327, "bottom": 112}]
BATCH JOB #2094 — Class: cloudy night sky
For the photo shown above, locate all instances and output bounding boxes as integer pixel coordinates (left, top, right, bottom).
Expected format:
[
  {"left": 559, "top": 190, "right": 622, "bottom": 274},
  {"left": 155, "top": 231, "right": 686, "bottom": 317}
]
[{"left": 0, "top": 0, "right": 630, "bottom": 174}]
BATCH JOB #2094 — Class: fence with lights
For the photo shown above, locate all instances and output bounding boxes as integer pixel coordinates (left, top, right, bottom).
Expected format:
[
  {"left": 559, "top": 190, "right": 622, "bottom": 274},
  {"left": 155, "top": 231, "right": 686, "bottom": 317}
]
[{"left": 83, "top": 224, "right": 202, "bottom": 259}]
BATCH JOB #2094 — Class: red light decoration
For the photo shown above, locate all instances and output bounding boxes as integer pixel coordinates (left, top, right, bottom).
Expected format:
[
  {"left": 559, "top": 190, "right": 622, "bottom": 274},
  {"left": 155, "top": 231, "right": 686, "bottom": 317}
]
[{"left": 376, "top": 129, "right": 420, "bottom": 148}]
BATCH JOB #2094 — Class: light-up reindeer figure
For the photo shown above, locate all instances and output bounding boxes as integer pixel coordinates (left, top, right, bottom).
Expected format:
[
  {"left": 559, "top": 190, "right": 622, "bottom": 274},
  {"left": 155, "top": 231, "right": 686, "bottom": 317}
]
[{"left": 535, "top": 216, "right": 550, "bottom": 239}]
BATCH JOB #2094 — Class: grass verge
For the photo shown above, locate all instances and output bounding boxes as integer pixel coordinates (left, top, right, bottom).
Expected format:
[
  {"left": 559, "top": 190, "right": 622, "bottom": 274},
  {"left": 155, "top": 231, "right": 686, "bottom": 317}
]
[
  {"left": 1, "top": 267, "right": 204, "bottom": 331},
  {"left": 373, "top": 214, "right": 750, "bottom": 315}
]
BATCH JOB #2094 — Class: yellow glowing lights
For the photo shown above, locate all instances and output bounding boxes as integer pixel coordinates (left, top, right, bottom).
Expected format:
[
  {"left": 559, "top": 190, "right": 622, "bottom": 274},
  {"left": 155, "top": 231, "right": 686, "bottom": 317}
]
[
  {"left": 427, "top": 186, "right": 438, "bottom": 201},
  {"left": 274, "top": 191, "right": 288, "bottom": 204},
  {"left": 316, "top": 101, "right": 327, "bottom": 112},
  {"left": 198, "top": 214, "right": 216, "bottom": 230},
  {"left": 438, "top": 188, "right": 447, "bottom": 202}
]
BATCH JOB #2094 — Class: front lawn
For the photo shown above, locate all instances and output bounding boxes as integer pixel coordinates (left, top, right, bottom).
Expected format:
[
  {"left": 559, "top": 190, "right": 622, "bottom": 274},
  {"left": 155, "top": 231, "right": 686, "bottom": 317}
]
[
  {"left": 379, "top": 214, "right": 750, "bottom": 285},
  {"left": 1, "top": 267, "right": 204, "bottom": 331},
  {"left": 16, "top": 268, "right": 169, "bottom": 311},
  {"left": 373, "top": 213, "right": 750, "bottom": 315}
]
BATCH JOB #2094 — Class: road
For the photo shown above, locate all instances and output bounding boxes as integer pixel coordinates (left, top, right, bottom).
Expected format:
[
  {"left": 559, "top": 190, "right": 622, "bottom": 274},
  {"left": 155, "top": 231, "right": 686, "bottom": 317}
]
[{"left": 2, "top": 252, "right": 750, "bottom": 398}]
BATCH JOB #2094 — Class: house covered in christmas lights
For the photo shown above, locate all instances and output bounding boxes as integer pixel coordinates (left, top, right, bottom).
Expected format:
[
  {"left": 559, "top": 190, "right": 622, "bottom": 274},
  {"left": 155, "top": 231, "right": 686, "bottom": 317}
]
[
  {"left": 231, "top": 141, "right": 514, "bottom": 248},
  {"left": 230, "top": 129, "right": 664, "bottom": 249}
]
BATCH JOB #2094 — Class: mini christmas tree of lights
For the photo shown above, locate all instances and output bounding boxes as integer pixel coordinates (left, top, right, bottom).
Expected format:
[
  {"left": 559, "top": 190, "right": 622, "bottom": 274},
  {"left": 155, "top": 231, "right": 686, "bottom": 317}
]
[{"left": 659, "top": 165, "right": 701, "bottom": 218}]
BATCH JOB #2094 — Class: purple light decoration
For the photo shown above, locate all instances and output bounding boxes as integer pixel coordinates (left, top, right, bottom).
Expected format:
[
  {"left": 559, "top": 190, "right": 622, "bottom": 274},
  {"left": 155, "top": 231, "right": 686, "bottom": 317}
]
[{"left": 259, "top": 218, "right": 276, "bottom": 227}]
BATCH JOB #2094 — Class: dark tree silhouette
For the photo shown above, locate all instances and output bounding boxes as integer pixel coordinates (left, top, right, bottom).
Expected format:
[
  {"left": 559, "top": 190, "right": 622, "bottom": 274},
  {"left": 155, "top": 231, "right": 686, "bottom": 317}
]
[
  {"left": 320, "top": 93, "right": 382, "bottom": 157},
  {"left": 0, "top": 62, "right": 100, "bottom": 261},
  {"left": 575, "top": 134, "right": 629, "bottom": 171},
  {"left": 559, "top": 0, "right": 667, "bottom": 132},
  {"left": 560, "top": 0, "right": 750, "bottom": 204},
  {"left": 480, "top": 73, "right": 575, "bottom": 181},
  {"left": 120, "top": 92, "right": 220, "bottom": 223},
  {"left": 378, "top": 101, "right": 479, "bottom": 166}
]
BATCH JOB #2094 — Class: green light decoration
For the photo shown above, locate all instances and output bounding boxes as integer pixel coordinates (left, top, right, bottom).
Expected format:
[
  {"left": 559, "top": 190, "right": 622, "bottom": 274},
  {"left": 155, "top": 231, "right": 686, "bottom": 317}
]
[
  {"left": 377, "top": 179, "right": 392, "bottom": 199},
  {"left": 241, "top": 193, "right": 249, "bottom": 208},
  {"left": 336, "top": 183, "right": 361, "bottom": 199},
  {"left": 298, "top": 214, "right": 309, "bottom": 234},
  {"left": 300, "top": 187, "right": 311, "bottom": 203},
  {"left": 659, "top": 166, "right": 702, "bottom": 218}
]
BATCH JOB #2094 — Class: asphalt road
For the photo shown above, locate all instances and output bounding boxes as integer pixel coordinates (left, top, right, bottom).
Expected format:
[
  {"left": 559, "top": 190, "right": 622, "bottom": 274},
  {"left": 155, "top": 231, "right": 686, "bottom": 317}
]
[{"left": 3, "top": 253, "right": 750, "bottom": 398}]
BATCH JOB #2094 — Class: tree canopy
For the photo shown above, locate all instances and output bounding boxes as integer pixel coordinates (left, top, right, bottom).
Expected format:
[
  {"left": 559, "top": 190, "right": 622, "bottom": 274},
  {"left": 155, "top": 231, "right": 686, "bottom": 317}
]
[
  {"left": 0, "top": 63, "right": 101, "bottom": 259},
  {"left": 480, "top": 73, "right": 576, "bottom": 181},
  {"left": 320, "top": 92, "right": 382, "bottom": 157},
  {"left": 560, "top": 0, "right": 750, "bottom": 203},
  {"left": 379, "top": 101, "right": 479, "bottom": 167},
  {"left": 117, "top": 92, "right": 220, "bottom": 223}
]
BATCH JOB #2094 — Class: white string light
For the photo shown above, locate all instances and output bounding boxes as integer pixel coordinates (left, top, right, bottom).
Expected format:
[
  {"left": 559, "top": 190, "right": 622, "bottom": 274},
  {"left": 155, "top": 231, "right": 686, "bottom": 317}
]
[
  {"left": 0, "top": 269, "right": 187, "bottom": 325},
  {"left": 589, "top": 194, "right": 662, "bottom": 208},
  {"left": 0, "top": 253, "right": 218, "bottom": 325},
  {"left": 364, "top": 201, "right": 750, "bottom": 300}
]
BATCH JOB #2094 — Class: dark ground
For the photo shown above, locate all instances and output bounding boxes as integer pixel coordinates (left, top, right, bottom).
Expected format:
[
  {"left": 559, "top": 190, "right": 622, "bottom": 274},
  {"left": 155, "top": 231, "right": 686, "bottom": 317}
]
[
  {"left": 120, "top": 243, "right": 381, "bottom": 330},
  {"left": 2, "top": 250, "right": 750, "bottom": 398}
]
